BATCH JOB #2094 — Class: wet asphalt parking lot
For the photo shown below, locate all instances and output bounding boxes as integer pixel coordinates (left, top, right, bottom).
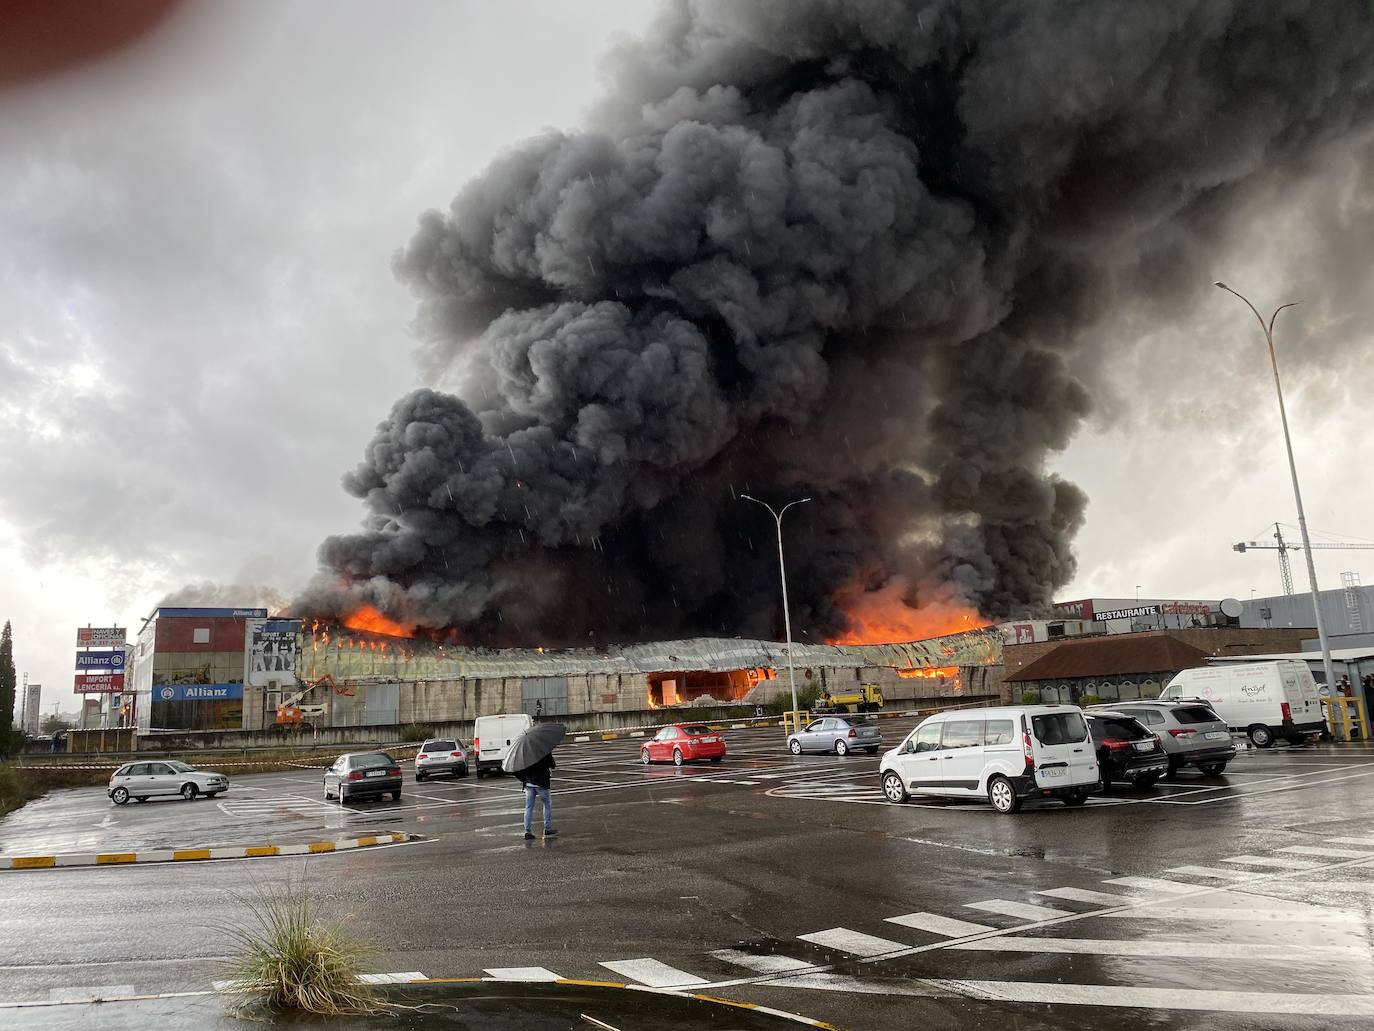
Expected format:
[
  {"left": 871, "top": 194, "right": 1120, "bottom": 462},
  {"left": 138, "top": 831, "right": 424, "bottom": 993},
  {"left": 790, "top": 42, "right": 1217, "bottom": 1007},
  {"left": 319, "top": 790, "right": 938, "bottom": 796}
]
[{"left": 3, "top": 717, "right": 1374, "bottom": 1030}]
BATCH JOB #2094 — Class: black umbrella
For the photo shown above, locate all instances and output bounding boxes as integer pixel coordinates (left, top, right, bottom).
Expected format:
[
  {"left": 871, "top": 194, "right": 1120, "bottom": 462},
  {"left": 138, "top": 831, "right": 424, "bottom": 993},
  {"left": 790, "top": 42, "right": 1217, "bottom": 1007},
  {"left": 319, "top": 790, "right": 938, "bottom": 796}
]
[{"left": 502, "top": 722, "right": 566, "bottom": 773}]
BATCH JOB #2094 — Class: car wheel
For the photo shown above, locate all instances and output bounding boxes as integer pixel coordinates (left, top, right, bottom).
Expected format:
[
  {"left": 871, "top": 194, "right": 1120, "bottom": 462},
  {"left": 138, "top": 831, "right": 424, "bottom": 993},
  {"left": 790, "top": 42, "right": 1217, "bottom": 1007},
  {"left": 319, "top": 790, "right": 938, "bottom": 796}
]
[
  {"left": 475, "top": 767, "right": 484, "bottom": 780},
  {"left": 1248, "top": 724, "right": 1274, "bottom": 748},
  {"left": 392, "top": 790, "right": 402, "bottom": 801},
  {"left": 788, "top": 738, "right": 802, "bottom": 755},
  {"left": 180, "top": 783, "right": 198, "bottom": 801},
  {"left": 673, "top": 748, "right": 684, "bottom": 767},
  {"left": 1062, "top": 789, "right": 1088, "bottom": 807},
  {"left": 205, "top": 792, "right": 220, "bottom": 799},
  {"left": 324, "top": 785, "right": 333, "bottom": 800},
  {"left": 111, "top": 787, "right": 129, "bottom": 805},
  {"left": 834, "top": 739, "right": 849, "bottom": 756},
  {"left": 458, "top": 764, "right": 468, "bottom": 778},
  {"left": 1198, "top": 761, "right": 1228, "bottom": 777},
  {"left": 641, "top": 748, "right": 652, "bottom": 765},
  {"left": 1162, "top": 761, "right": 1179, "bottom": 781},
  {"left": 882, "top": 771, "right": 909, "bottom": 804},
  {"left": 416, "top": 772, "right": 426, "bottom": 782},
  {"left": 338, "top": 789, "right": 349, "bottom": 804},
  {"left": 987, "top": 775, "right": 1021, "bottom": 814},
  {"left": 865, "top": 746, "right": 879, "bottom": 755}
]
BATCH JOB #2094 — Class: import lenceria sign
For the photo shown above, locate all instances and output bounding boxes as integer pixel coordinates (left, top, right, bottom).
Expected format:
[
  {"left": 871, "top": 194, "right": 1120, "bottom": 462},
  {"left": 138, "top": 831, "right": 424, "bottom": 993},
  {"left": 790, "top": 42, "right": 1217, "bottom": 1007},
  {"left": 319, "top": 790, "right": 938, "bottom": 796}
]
[
  {"left": 76, "top": 651, "right": 126, "bottom": 670},
  {"left": 1093, "top": 605, "right": 1161, "bottom": 622},
  {"left": 156, "top": 684, "right": 244, "bottom": 702}
]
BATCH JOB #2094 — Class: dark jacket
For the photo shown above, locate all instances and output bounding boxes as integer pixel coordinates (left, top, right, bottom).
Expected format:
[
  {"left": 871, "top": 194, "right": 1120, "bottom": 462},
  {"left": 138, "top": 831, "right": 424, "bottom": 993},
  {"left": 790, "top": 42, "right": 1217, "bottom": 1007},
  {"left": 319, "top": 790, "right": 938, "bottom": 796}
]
[{"left": 516, "top": 753, "right": 555, "bottom": 790}]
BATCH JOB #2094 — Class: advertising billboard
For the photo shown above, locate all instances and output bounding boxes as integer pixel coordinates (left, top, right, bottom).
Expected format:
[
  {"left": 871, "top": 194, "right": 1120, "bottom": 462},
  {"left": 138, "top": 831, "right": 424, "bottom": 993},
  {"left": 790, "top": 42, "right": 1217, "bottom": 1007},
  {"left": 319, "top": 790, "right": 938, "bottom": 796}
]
[
  {"left": 23, "top": 682, "right": 41, "bottom": 735},
  {"left": 155, "top": 683, "right": 244, "bottom": 702},
  {"left": 75, "top": 651, "right": 126, "bottom": 671},
  {"left": 77, "top": 627, "right": 126, "bottom": 647},
  {"left": 247, "top": 619, "right": 301, "bottom": 686},
  {"left": 74, "top": 673, "right": 125, "bottom": 693}
]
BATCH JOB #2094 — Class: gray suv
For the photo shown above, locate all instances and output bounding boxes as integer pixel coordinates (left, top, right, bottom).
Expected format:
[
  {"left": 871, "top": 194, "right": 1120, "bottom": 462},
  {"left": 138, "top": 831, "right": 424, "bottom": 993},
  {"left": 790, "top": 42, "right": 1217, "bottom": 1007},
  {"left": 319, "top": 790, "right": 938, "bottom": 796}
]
[{"left": 1086, "top": 700, "right": 1235, "bottom": 777}]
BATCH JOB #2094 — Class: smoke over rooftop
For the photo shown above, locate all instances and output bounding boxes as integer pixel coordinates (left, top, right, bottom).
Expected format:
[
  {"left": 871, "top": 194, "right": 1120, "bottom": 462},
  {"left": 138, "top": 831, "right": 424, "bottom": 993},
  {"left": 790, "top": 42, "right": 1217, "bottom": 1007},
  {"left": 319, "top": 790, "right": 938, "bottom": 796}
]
[{"left": 302, "top": 0, "right": 1374, "bottom": 644}]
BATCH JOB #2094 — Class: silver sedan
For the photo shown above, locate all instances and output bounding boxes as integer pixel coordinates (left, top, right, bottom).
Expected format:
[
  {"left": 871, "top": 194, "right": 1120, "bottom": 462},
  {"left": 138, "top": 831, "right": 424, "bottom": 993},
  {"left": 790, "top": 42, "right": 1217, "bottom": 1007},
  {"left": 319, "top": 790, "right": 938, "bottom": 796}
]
[
  {"left": 108, "top": 760, "right": 229, "bottom": 804},
  {"left": 787, "top": 717, "right": 883, "bottom": 756}
]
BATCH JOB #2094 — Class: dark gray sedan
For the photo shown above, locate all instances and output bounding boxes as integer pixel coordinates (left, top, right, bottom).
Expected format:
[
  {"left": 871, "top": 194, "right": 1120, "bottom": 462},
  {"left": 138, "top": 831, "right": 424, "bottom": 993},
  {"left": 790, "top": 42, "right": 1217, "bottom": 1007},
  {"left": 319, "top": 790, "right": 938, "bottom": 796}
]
[
  {"left": 787, "top": 716, "right": 883, "bottom": 756},
  {"left": 324, "top": 751, "right": 403, "bottom": 803}
]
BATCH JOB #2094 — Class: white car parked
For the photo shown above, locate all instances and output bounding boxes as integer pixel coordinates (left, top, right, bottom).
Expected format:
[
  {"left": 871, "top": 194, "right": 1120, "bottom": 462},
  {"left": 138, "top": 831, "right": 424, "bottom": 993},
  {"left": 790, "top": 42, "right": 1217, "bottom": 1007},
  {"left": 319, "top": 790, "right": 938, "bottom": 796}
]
[
  {"left": 108, "top": 760, "right": 229, "bottom": 804},
  {"left": 880, "top": 705, "right": 1099, "bottom": 814}
]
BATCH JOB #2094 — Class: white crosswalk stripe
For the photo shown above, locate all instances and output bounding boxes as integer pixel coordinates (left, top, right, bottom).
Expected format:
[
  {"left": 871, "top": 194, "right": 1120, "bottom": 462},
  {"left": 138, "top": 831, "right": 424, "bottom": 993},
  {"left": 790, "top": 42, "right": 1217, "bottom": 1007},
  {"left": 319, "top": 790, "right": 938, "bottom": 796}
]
[
  {"left": 951, "top": 937, "right": 1367, "bottom": 959},
  {"left": 1163, "top": 865, "right": 1253, "bottom": 880},
  {"left": 1102, "top": 876, "right": 1197, "bottom": 894},
  {"left": 1278, "top": 845, "right": 1374, "bottom": 859},
  {"left": 598, "top": 958, "right": 707, "bottom": 988},
  {"left": 484, "top": 966, "right": 563, "bottom": 981},
  {"left": 966, "top": 899, "right": 1073, "bottom": 921},
  {"left": 797, "top": 927, "right": 907, "bottom": 957},
  {"left": 710, "top": 949, "right": 814, "bottom": 973},
  {"left": 1222, "top": 854, "right": 1324, "bottom": 869},
  {"left": 1108, "top": 906, "right": 1361, "bottom": 924},
  {"left": 1036, "top": 886, "right": 1137, "bottom": 905},
  {"left": 885, "top": 912, "right": 995, "bottom": 937}
]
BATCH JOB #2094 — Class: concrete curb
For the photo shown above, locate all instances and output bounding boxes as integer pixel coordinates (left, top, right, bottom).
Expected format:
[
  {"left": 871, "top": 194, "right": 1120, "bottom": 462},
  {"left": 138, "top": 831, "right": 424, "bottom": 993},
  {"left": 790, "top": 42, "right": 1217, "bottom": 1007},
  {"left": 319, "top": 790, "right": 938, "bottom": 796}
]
[{"left": 0, "top": 831, "right": 415, "bottom": 871}]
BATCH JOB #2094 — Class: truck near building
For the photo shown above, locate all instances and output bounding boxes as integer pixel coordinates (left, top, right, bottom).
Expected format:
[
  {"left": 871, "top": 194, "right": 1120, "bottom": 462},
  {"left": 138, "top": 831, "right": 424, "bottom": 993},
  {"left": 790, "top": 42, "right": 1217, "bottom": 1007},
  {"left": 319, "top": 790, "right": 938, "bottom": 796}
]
[{"left": 813, "top": 683, "right": 884, "bottom": 714}]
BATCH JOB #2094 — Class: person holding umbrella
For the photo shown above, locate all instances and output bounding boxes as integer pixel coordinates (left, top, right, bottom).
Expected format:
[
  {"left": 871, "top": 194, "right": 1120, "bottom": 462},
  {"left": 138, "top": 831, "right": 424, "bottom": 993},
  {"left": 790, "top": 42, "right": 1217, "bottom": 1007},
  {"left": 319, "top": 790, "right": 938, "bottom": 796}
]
[{"left": 502, "top": 721, "right": 566, "bottom": 840}]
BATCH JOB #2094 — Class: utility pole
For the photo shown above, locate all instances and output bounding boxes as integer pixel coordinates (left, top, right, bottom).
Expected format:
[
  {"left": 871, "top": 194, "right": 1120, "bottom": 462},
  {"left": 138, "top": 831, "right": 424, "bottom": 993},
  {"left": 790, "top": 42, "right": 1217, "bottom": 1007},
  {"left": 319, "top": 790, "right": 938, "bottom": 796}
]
[
  {"left": 1215, "top": 283, "right": 1338, "bottom": 698},
  {"left": 740, "top": 494, "right": 811, "bottom": 718}
]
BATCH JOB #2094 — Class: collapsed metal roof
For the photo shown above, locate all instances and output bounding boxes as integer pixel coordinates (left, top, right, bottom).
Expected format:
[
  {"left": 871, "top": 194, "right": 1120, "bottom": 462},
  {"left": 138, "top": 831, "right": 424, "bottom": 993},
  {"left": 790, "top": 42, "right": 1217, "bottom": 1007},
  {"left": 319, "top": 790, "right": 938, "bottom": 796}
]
[{"left": 299, "top": 627, "right": 1003, "bottom": 682}]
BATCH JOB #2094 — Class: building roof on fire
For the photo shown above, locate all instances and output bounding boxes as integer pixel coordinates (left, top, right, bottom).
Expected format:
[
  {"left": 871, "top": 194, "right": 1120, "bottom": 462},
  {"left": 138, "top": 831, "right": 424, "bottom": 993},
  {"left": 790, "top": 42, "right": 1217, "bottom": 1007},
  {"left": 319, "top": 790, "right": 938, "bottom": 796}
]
[
  {"left": 298, "top": 627, "right": 1004, "bottom": 682},
  {"left": 1005, "top": 632, "right": 1210, "bottom": 683}
]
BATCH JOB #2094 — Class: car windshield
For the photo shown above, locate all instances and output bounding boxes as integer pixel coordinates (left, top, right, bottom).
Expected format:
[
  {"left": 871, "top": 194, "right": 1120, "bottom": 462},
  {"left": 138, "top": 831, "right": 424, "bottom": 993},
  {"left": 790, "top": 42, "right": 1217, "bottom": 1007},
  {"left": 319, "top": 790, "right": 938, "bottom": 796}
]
[
  {"left": 166, "top": 761, "right": 195, "bottom": 772},
  {"left": 1032, "top": 712, "right": 1088, "bottom": 745},
  {"left": 1173, "top": 706, "right": 1222, "bottom": 725},
  {"left": 425, "top": 740, "right": 457, "bottom": 751},
  {"left": 351, "top": 754, "right": 394, "bottom": 769}
]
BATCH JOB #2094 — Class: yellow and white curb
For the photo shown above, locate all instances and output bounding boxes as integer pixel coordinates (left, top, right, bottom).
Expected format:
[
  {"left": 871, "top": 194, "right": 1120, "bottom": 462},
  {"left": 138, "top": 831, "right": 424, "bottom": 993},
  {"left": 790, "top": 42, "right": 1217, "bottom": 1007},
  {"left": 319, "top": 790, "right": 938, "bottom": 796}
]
[{"left": 0, "top": 831, "right": 415, "bottom": 871}]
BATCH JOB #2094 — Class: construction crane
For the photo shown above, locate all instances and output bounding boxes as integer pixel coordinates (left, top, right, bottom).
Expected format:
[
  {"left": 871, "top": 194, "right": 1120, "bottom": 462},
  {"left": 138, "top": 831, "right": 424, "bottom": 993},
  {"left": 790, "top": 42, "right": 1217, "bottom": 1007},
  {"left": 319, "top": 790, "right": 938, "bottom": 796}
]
[{"left": 1233, "top": 523, "right": 1374, "bottom": 595}]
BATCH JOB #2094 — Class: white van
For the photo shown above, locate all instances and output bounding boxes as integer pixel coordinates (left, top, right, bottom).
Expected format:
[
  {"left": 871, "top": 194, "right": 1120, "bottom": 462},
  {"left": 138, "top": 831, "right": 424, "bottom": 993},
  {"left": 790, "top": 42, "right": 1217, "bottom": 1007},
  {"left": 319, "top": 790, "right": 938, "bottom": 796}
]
[
  {"left": 472, "top": 713, "right": 534, "bottom": 778},
  {"left": 1160, "top": 660, "right": 1324, "bottom": 748},
  {"left": 879, "top": 705, "right": 1098, "bottom": 814}
]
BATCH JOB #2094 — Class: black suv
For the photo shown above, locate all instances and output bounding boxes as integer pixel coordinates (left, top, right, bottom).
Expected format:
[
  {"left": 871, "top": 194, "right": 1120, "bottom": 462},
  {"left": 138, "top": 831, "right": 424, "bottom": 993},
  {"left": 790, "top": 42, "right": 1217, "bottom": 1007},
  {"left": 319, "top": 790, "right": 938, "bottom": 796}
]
[{"left": 1086, "top": 712, "right": 1169, "bottom": 789}]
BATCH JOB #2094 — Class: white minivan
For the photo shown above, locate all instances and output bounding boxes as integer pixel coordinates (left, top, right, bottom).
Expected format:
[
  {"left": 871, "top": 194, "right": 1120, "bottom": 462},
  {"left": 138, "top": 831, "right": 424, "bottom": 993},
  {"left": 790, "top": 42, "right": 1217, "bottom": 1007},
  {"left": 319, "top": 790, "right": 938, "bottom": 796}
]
[
  {"left": 1161, "top": 660, "right": 1324, "bottom": 748},
  {"left": 880, "top": 705, "right": 1098, "bottom": 814},
  {"left": 472, "top": 713, "right": 534, "bottom": 778}
]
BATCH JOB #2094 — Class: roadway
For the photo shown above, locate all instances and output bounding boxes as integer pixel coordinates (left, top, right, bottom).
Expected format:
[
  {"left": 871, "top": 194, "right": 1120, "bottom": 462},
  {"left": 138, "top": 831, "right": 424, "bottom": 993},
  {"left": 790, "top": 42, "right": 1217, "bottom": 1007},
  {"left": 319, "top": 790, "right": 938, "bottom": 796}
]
[{"left": 3, "top": 718, "right": 1374, "bottom": 1029}]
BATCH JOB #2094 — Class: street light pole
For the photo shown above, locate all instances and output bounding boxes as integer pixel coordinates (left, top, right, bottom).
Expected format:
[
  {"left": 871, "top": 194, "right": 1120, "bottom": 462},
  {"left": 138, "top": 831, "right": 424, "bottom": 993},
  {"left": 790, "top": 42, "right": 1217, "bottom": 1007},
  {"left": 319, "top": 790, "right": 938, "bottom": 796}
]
[
  {"left": 740, "top": 494, "right": 811, "bottom": 715},
  {"left": 1215, "top": 282, "right": 1338, "bottom": 699}
]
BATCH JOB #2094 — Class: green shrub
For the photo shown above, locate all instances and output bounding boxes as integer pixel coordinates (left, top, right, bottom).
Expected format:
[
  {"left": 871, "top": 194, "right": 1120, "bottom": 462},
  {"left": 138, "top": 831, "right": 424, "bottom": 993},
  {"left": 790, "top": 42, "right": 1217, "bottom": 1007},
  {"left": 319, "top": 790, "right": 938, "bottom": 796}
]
[
  {"left": 1078, "top": 693, "right": 1102, "bottom": 706},
  {"left": 221, "top": 875, "right": 386, "bottom": 1015},
  {"left": 0, "top": 763, "right": 110, "bottom": 819},
  {"left": 397, "top": 723, "right": 433, "bottom": 743},
  {"left": 1019, "top": 689, "right": 1042, "bottom": 704}
]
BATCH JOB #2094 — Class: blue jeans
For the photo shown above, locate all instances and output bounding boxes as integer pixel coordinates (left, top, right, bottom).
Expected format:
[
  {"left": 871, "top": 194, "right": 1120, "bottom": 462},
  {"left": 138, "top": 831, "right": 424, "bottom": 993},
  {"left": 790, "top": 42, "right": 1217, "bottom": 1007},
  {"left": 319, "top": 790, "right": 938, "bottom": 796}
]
[{"left": 524, "top": 785, "right": 551, "bottom": 833}]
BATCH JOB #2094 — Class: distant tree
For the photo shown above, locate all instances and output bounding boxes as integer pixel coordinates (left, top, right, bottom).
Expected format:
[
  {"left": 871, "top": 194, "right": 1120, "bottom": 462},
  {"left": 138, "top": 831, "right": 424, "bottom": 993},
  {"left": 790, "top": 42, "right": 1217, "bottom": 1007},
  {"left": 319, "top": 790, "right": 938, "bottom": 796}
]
[
  {"left": 40, "top": 714, "right": 71, "bottom": 736},
  {"left": 0, "top": 621, "right": 14, "bottom": 756}
]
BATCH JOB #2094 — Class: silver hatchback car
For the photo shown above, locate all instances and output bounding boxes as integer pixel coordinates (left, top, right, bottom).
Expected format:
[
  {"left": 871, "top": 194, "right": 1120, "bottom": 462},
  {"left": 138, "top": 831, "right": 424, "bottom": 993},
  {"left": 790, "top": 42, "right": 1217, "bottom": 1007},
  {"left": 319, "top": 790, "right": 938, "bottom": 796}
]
[
  {"left": 1086, "top": 700, "right": 1236, "bottom": 777},
  {"left": 414, "top": 738, "right": 469, "bottom": 781},
  {"left": 788, "top": 716, "right": 883, "bottom": 756},
  {"left": 108, "top": 760, "right": 229, "bottom": 804}
]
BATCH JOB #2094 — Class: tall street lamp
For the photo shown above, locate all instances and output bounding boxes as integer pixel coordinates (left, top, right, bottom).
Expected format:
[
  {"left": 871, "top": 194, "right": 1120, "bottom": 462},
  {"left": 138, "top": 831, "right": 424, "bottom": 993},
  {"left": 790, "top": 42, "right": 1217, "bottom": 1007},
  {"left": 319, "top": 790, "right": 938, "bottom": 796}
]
[
  {"left": 1214, "top": 282, "right": 1338, "bottom": 697},
  {"left": 740, "top": 494, "right": 811, "bottom": 716}
]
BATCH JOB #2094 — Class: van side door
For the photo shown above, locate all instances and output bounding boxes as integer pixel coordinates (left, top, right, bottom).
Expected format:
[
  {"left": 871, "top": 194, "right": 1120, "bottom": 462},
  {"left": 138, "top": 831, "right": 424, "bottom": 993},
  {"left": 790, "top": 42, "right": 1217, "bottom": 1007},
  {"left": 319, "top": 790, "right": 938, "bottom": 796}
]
[
  {"left": 937, "top": 719, "right": 986, "bottom": 794},
  {"left": 897, "top": 723, "right": 945, "bottom": 795}
]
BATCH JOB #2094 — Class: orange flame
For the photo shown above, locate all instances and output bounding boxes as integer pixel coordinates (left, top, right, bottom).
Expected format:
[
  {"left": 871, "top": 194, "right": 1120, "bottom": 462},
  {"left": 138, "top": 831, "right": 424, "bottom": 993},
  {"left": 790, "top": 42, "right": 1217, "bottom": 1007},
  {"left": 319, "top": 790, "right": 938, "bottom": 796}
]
[
  {"left": 897, "top": 665, "right": 961, "bottom": 679},
  {"left": 828, "top": 577, "right": 988, "bottom": 645},
  {"left": 341, "top": 604, "right": 412, "bottom": 638}
]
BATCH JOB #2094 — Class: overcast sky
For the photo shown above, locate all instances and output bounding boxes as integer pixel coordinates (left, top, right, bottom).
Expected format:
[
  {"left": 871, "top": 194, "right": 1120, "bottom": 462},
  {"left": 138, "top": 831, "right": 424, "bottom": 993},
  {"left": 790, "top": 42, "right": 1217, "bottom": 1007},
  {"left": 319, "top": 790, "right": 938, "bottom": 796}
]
[{"left": 4, "top": 1, "right": 1372, "bottom": 718}]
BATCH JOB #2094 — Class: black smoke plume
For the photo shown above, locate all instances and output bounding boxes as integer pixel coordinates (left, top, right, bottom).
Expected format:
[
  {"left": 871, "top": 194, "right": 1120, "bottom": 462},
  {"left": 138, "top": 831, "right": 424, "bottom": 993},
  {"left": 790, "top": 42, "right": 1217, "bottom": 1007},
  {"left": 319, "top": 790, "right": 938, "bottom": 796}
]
[{"left": 304, "top": 0, "right": 1374, "bottom": 644}]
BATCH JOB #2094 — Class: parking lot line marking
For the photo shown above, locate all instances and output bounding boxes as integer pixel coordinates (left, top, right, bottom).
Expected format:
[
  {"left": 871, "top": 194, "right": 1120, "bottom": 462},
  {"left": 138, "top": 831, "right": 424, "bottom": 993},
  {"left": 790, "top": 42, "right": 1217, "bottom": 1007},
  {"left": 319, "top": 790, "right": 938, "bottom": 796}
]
[
  {"left": 798, "top": 928, "right": 909, "bottom": 957},
  {"left": 709, "top": 950, "right": 814, "bottom": 974},
  {"left": 484, "top": 966, "right": 563, "bottom": 981},
  {"left": 925, "top": 979, "right": 1374, "bottom": 1015},
  {"left": 950, "top": 937, "right": 1368, "bottom": 959},
  {"left": 598, "top": 958, "right": 708, "bottom": 988},
  {"left": 1221, "top": 854, "right": 1324, "bottom": 869},
  {"left": 1102, "top": 876, "right": 1197, "bottom": 894},
  {"left": 884, "top": 913, "right": 995, "bottom": 937},
  {"left": 1163, "top": 865, "right": 1253, "bottom": 880},
  {"left": 1280, "top": 845, "right": 1374, "bottom": 859},
  {"left": 1035, "top": 887, "right": 1136, "bottom": 906},
  {"left": 1106, "top": 906, "right": 1361, "bottom": 924},
  {"left": 965, "top": 899, "right": 1074, "bottom": 920}
]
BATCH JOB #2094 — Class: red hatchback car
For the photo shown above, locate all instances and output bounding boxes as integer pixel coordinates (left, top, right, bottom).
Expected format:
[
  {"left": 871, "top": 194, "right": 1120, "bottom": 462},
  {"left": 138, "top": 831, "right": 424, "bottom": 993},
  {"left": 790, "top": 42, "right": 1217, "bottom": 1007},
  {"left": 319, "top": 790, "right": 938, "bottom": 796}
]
[{"left": 641, "top": 724, "right": 727, "bottom": 766}]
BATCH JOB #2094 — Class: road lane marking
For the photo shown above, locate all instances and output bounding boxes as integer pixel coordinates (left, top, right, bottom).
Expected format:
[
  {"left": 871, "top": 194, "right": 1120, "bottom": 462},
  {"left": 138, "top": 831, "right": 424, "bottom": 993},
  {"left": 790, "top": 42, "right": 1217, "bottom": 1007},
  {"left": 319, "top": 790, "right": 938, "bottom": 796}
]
[
  {"left": 1279, "top": 845, "right": 1374, "bottom": 859},
  {"left": 950, "top": 937, "right": 1368, "bottom": 959},
  {"left": 1221, "top": 854, "right": 1323, "bottom": 869},
  {"left": 1107, "top": 907, "right": 1361, "bottom": 923},
  {"left": 484, "top": 967, "right": 563, "bottom": 981},
  {"left": 797, "top": 928, "right": 909, "bottom": 957},
  {"left": 1102, "top": 876, "right": 1197, "bottom": 894},
  {"left": 709, "top": 950, "right": 814, "bottom": 973},
  {"left": 1163, "top": 865, "right": 1253, "bottom": 880},
  {"left": 357, "top": 971, "right": 426, "bottom": 985},
  {"left": 1035, "top": 887, "right": 1137, "bottom": 905},
  {"left": 598, "top": 958, "right": 708, "bottom": 988},
  {"left": 966, "top": 900, "right": 1073, "bottom": 920},
  {"left": 884, "top": 913, "right": 995, "bottom": 937},
  {"left": 47, "top": 985, "right": 135, "bottom": 1002},
  {"left": 927, "top": 979, "right": 1374, "bottom": 1015}
]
